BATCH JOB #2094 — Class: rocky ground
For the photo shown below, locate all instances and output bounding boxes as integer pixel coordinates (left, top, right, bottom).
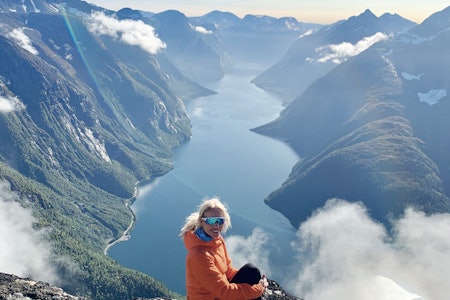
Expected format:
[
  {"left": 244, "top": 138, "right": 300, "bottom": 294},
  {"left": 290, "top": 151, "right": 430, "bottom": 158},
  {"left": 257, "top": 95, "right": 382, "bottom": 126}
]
[
  {"left": 0, "top": 273, "right": 303, "bottom": 300},
  {"left": 262, "top": 279, "right": 303, "bottom": 300},
  {"left": 0, "top": 273, "right": 87, "bottom": 300},
  {"left": 135, "top": 278, "right": 303, "bottom": 300}
]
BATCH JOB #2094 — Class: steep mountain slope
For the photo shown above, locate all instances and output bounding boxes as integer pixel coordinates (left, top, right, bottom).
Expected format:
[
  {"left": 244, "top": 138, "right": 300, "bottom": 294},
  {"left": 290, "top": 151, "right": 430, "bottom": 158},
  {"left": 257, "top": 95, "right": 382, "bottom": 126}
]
[
  {"left": 253, "top": 7, "right": 450, "bottom": 228},
  {"left": 252, "top": 9, "right": 416, "bottom": 103},
  {"left": 149, "top": 9, "right": 232, "bottom": 84},
  {"left": 0, "top": 1, "right": 207, "bottom": 299},
  {"left": 115, "top": 8, "right": 232, "bottom": 85}
]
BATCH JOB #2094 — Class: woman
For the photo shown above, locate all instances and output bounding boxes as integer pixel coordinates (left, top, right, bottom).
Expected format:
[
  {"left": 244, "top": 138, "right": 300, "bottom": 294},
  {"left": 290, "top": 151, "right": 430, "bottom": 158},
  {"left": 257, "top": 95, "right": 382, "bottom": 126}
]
[{"left": 180, "top": 197, "right": 267, "bottom": 300}]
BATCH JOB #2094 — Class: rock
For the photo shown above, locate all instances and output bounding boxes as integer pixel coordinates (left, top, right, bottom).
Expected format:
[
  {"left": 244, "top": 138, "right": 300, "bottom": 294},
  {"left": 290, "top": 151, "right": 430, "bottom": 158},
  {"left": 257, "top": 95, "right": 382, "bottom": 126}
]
[
  {"left": 263, "top": 278, "right": 304, "bottom": 300},
  {"left": 0, "top": 273, "right": 87, "bottom": 300},
  {"left": 134, "top": 278, "right": 304, "bottom": 300},
  {"left": 0, "top": 273, "right": 303, "bottom": 300}
]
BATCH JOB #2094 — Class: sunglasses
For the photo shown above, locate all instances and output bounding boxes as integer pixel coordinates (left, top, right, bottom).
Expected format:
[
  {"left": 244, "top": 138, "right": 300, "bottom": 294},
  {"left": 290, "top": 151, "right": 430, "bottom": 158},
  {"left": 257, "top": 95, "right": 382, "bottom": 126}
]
[{"left": 202, "top": 217, "right": 225, "bottom": 225}]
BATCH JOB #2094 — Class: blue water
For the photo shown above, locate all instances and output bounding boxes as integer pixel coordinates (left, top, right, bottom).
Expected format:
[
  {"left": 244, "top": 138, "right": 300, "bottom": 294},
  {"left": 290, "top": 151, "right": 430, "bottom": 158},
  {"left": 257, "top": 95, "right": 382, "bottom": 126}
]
[{"left": 109, "top": 65, "right": 299, "bottom": 295}]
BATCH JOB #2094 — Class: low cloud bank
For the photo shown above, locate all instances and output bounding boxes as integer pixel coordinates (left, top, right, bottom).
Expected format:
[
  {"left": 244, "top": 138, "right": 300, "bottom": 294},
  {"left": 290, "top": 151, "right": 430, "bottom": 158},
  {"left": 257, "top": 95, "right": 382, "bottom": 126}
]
[
  {"left": 226, "top": 227, "right": 271, "bottom": 275},
  {"left": 194, "top": 26, "right": 213, "bottom": 35},
  {"left": 0, "top": 181, "right": 59, "bottom": 284},
  {"left": 7, "top": 27, "right": 39, "bottom": 55},
  {"left": 0, "top": 95, "right": 26, "bottom": 113},
  {"left": 229, "top": 199, "right": 449, "bottom": 300},
  {"left": 87, "top": 12, "right": 166, "bottom": 54},
  {"left": 315, "top": 32, "right": 389, "bottom": 64}
]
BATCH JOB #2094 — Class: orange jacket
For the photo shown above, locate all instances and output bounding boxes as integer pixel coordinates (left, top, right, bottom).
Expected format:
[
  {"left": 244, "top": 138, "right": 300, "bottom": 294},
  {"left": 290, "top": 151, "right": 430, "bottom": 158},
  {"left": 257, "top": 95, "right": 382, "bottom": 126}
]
[{"left": 183, "top": 230, "right": 264, "bottom": 300}]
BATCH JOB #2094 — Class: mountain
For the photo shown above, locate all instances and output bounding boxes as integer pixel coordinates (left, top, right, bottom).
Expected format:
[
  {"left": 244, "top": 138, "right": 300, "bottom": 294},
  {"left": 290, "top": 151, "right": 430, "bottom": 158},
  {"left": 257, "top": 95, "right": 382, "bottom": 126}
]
[
  {"left": 114, "top": 8, "right": 232, "bottom": 85},
  {"left": 149, "top": 9, "right": 232, "bottom": 84},
  {"left": 252, "top": 9, "right": 417, "bottom": 103},
  {"left": 0, "top": 0, "right": 103, "bottom": 14},
  {"left": 190, "top": 11, "right": 322, "bottom": 67},
  {"left": 0, "top": 0, "right": 214, "bottom": 299},
  {"left": 252, "top": 6, "right": 450, "bottom": 228},
  {"left": 189, "top": 10, "right": 241, "bottom": 31}
]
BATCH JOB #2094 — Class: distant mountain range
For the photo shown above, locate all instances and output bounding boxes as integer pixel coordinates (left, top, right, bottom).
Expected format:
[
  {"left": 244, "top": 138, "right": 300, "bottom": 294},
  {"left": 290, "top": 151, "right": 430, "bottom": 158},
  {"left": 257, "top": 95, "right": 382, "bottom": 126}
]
[
  {"left": 253, "top": 6, "right": 450, "bottom": 228},
  {"left": 192, "top": 11, "right": 321, "bottom": 67},
  {"left": 252, "top": 9, "right": 417, "bottom": 103}
]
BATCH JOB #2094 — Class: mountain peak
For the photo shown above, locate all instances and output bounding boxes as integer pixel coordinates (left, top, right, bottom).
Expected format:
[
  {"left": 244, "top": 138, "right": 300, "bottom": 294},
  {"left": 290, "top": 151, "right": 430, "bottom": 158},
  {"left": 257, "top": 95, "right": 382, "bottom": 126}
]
[
  {"left": 116, "top": 7, "right": 144, "bottom": 20},
  {"left": 357, "top": 8, "right": 377, "bottom": 20},
  {"left": 411, "top": 5, "right": 450, "bottom": 36}
]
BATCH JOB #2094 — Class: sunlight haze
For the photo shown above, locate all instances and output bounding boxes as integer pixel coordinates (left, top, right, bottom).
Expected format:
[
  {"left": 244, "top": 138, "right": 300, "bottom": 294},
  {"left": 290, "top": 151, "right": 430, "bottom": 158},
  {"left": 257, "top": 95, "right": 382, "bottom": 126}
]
[{"left": 88, "top": 0, "right": 449, "bottom": 24}]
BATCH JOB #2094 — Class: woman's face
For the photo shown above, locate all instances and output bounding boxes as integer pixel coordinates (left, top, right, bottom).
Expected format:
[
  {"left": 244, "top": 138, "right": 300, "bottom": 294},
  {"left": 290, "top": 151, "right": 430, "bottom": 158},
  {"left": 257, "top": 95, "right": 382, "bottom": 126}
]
[{"left": 202, "top": 207, "right": 225, "bottom": 239}]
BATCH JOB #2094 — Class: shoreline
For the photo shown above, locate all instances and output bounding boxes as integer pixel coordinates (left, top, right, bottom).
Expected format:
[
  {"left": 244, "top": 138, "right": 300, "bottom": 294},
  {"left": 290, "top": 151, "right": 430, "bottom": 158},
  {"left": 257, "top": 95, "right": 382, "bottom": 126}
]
[
  {"left": 103, "top": 184, "right": 139, "bottom": 255},
  {"left": 102, "top": 174, "right": 166, "bottom": 256}
]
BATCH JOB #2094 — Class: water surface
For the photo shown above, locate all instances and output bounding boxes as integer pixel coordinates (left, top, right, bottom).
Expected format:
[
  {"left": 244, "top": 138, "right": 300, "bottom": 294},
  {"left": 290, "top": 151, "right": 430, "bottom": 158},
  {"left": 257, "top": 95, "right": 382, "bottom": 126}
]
[{"left": 109, "top": 65, "right": 299, "bottom": 294}]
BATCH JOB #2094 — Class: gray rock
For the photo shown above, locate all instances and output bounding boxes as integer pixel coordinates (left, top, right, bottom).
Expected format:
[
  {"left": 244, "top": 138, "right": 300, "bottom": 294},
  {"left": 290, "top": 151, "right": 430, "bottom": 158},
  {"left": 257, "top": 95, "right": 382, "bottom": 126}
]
[
  {"left": 0, "top": 273, "right": 303, "bottom": 300},
  {"left": 0, "top": 273, "right": 87, "bottom": 300}
]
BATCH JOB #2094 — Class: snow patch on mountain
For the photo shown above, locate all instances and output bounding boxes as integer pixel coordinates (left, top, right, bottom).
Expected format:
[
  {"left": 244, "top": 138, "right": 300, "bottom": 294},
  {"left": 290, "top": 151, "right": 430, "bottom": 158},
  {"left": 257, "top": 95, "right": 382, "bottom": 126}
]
[
  {"left": 29, "top": 0, "right": 40, "bottom": 13},
  {"left": 418, "top": 89, "right": 447, "bottom": 105},
  {"left": 401, "top": 72, "right": 423, "bottom": 80}
]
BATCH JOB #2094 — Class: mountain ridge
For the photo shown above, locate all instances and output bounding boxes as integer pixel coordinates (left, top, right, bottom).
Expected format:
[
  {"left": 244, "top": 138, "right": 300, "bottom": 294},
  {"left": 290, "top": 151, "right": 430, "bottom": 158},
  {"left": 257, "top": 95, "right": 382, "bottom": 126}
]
[
  {"left": 252, "top": 6, "right": 450, "bottom": 228},
  {"left": 251, "top": 9, "right": 417, "bottom": 103}
]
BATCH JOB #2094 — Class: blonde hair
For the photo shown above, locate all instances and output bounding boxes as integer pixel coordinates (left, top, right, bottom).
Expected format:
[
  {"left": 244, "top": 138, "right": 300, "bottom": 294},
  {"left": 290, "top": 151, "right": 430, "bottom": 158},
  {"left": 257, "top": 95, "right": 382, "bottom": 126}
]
[{"left": 180, "top": 197, "right": 231, "bottom": 237}]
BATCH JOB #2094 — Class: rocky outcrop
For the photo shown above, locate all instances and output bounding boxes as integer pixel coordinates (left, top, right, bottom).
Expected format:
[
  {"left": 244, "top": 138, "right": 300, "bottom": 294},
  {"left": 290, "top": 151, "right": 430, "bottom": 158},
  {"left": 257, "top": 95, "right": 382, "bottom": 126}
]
[
  {"left": 0, "top": 273, "right": 87, "bottom": 300},
  {"left": 0, "top": 273, "right": 303, "bottom": 300},
  {"left": 134, "top": 279, "right": 304, "bottom": 300},
  {"left": 263, "top": 279, "right": 303, "bottom": 300}
]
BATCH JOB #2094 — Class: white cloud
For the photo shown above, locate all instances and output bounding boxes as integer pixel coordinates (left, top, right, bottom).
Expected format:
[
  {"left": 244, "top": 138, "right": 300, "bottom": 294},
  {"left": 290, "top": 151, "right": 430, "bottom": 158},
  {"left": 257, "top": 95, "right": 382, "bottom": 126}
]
[
  {"left": 226, "top": 227, "right": 272, "bottom": 276},
  {"left": 0, "top": 95, "right": 26, "bottom": 113},
  {"left": 299, "top": 29, "right": 314, "bottom": 38},
  {"left": 0, "top": 180, "right": 59, "bottom": 284},
  {"left": 194, "top": 26, "right": 213, "bottom": 34},
  {"left": 418, "top": 89, "right": 447, "bottom": 105},
  {"left": 87, "top": 12, "right": 166, "bottom": 54},
  {"left": 315, "top": 32, "right": 390, "bottom": 64},
  {"left": 7, "top": 28, "right": 39, "bottom": 55},
  {"left": 287, "top": 198, "right": 450, "bottom": 300}
]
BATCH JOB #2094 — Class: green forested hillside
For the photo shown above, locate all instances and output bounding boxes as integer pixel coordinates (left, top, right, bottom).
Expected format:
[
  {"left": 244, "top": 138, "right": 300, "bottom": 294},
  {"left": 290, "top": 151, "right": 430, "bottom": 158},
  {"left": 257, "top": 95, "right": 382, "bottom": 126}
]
[{"left": 0, "top": 1, "right": 207, "bottom": 298}]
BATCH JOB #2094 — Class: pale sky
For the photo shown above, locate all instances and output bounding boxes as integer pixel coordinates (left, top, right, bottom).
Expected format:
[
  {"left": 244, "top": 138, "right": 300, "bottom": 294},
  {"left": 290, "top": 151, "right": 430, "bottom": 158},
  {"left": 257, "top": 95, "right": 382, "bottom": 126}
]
[{"left": 87, "top": 0, "right": 449, "bottom": 24}]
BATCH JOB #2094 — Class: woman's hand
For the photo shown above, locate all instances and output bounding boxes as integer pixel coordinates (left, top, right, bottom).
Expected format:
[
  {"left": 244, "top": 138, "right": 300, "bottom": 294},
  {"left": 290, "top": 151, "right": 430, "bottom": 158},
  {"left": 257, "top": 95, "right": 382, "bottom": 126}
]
[{"left": 259, "top": 274, "right": 268, "bottom": 289}]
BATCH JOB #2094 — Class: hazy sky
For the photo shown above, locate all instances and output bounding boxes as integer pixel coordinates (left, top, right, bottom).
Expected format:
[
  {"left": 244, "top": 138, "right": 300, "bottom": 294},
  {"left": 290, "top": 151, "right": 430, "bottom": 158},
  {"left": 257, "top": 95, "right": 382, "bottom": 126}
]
[{"left": 88, "top": 0, "right": 449, "bottom": 24}]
